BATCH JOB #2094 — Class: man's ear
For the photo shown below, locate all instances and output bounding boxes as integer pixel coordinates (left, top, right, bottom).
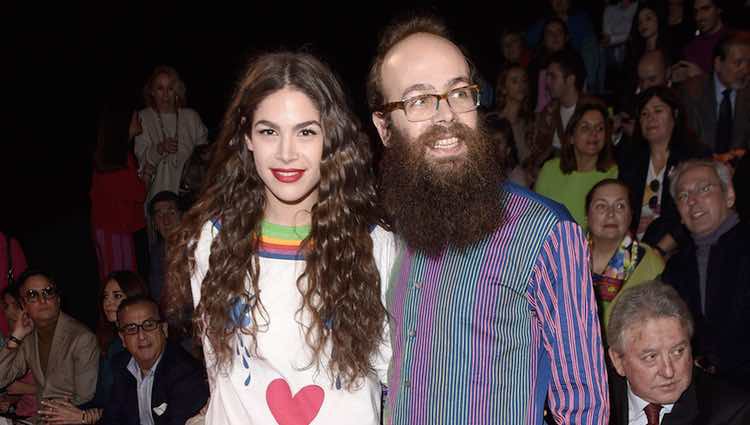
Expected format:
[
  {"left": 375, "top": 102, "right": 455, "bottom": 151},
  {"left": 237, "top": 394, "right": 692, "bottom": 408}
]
[
  {"left": 161, "top": 322, "right": 169, "bottom": 338},
  {"left": 118, "top": 331, "right": 125, "bottom": 344},
  {"left": 609, "top": 347, "right": 627, "bottom": 377},
  {"left": 372, "top": 112, "right": 391, "bottom": 147}
]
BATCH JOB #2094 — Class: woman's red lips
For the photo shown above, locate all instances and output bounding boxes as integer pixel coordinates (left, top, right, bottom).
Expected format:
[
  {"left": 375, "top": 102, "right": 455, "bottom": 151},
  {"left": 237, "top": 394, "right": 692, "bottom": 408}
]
[{"left": 271, "top": 168, "right": 305, "bottom": 183}]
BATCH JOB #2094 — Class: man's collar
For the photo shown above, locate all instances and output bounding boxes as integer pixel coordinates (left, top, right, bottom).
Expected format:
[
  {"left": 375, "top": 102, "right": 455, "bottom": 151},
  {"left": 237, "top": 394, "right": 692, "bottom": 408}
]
[
  {"left": 127, "top": 349, "right": 166, "bottom": 380},
  {"left": 714, "top": 72, "right": 730, "bottom": 96},
  {"left": 626, "top": 382, "right": 675, "bottom": 422}
]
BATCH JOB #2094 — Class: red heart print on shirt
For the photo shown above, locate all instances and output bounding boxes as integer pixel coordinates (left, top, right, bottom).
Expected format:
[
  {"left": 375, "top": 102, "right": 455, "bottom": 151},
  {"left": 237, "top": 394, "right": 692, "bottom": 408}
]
[{"left": 266, "top": 378, "right": 324, "bottom": 425}]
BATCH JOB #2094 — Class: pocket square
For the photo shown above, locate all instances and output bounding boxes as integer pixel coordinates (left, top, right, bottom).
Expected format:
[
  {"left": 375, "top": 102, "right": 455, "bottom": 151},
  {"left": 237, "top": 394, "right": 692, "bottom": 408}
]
[{"left": 153, "top": 402, "right": 168, "bottom": 416}]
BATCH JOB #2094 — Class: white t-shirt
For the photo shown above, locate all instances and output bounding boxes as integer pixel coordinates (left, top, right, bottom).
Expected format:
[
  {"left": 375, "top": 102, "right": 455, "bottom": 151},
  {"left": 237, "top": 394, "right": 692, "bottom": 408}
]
[{"left": 190, "top": 221, "right": 396, "bottom": 424}]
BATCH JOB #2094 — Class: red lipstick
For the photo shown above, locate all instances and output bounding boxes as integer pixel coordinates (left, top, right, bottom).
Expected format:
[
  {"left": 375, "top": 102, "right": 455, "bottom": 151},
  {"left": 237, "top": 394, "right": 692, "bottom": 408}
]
[{"left": 271, "top": 168, "right": 305, "bottom": 183}]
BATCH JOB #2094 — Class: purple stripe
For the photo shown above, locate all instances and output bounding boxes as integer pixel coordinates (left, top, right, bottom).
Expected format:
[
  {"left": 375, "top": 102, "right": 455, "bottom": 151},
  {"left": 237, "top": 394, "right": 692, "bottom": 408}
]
[
  {"left": 409, "top": 252, "right": 445, "bottom": 424},
  {"left": 388, "top": 252, "right": 413, "bottom": 424}
]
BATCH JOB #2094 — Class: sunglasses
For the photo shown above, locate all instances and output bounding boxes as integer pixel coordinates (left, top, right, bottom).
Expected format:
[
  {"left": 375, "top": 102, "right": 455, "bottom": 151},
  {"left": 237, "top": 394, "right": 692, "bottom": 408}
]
[{"left": 23, "top": 286, "right": 58, "bottom": 304}]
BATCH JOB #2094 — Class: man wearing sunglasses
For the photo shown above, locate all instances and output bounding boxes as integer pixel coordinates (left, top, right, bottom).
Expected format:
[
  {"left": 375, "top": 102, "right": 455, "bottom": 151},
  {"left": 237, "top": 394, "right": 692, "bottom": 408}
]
[
  {"left": 367, "top": 14, "right": 608, "bottom": 425},
  {"left": 0, "top": 270, "right": 99, "bottom": 413},
  {"left": 102, "top": 295, "right": 207, "bottom": 425}
]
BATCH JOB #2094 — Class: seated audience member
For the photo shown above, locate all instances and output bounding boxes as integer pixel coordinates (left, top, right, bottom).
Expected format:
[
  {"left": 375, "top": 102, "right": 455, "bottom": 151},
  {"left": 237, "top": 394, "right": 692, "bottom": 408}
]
[
  {"left": 599, "top": 0, "right": 639, "bottom": 93},
  {"left": 40, "top": 271, "right": 148, "bottom": 424},
  {"left": 486, "top": 113, "right": 530, "bottom": 187},
  {"left": 0, "top": 285, "right": 36, "bottom": 423},
  {"left": 662, "top": 159, "right": 750, "bottom": 390},
  {"left": 101, "top": 296, "right": 208, "bottom": 425},
  {"left": 617, "top": 86, "right": 710, "bottom": 255},
  {"left": 607, "top": 281, "right": 750, "bottom": 424},
  {"left": 148, "top": 191, "right": 180, "bottom": 302},
  {"left": 498, "top": 28, "right": 531, "bottom": 69},
  {"left": 615, "top": 49, "right": 674, "bottom": 141},
  {"left": 527, "top": 18, "right": 578, "bottom": 112},
  {"left": 585, "top": 179, "right": 664, "bottom": 331},
  {"left": 681, "top": 31, "right": 750, "bottom": 154},
  {"left": 527, "top": 0, "right": 600, "bottom": 93},
  {"left": 0, "top": 270, "right": 99, "bottom": 418},
  {"left": 0, "top": 232, "right": 27, "bottom": 337},
  {"left": 673, "top": 0, "right": 729, "bottom": 81},
  {"left": 535, "top": 102, "right": 618, "bottom": 225},
  {"left": 667, "top": 0, "right": 697, "bottom": 52},
  {"left": 533, "top": 48, "right": 592, "bottom": 161},
  {"left": 494, "top": 64, "right": 537, "bottom": 176},
  {"left": 623, "top": 1, "right": 679, "bottom": 77}
]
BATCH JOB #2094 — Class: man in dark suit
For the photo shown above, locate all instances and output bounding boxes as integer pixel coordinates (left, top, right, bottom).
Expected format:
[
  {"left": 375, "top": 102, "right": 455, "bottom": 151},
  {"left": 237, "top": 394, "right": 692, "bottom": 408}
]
[
  {"left": 102, "top": 296, "right": 207, "bottom": 425},
  {"left": 662, "top": 159, "right": 750, "bottom": 390},
  {"left": 681, "top": 31, "right": 750, "bottom": 154},
  {"left": 607, "top": 281, "right": 750, "bottom": 424}
]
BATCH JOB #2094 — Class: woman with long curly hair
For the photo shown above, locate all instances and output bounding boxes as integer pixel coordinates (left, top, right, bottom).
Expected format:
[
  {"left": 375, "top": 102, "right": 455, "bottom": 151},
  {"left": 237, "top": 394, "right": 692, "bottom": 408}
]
[{"left": 165, "top": 52, "right": 395, "bottom": 424}]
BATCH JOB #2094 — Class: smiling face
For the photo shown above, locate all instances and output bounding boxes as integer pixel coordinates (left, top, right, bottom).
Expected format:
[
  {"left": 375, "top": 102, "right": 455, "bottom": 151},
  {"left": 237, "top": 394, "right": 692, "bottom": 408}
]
[
  {"left": 587, "top": 183, "right": 632, "bottom": 242},
  {"left": 372, "top": 32, "right": 478, "bottom": 168},
  {"left": 610, "top": 317, "right": 692, "bottom": 404},
  {"left": 675, "top": 165, "right": 735, "bottom": 237},
  {"left": 245, "top": 87, "right": 324, "bottom": 223}
]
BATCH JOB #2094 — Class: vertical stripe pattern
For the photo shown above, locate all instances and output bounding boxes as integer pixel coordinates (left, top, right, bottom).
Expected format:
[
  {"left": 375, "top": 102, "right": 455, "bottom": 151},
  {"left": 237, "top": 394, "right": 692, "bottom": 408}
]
[{"left": 386, "top": 183, "right": 609, "bottom": 425}]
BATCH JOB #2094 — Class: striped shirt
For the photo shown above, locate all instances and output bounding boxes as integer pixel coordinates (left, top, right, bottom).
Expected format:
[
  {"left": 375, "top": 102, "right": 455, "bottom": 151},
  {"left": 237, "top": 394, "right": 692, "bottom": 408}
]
[{"left": 386, "top": 183, "right": 609, "bottom": 425}]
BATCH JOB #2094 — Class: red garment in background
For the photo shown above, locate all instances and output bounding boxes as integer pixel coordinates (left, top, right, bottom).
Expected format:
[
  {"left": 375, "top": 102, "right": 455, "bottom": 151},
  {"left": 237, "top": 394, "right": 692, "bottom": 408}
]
[
  {"left": 0, "top": 233, "right": 27, "bottom": 336},
  {"left": 90, "top": 154, "right": 146, "bottom": 281}
]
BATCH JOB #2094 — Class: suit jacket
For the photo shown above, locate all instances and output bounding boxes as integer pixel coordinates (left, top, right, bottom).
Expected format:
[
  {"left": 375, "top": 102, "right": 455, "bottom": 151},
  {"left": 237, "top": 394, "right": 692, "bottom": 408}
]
[
  {"left": 662, "top": 221, "right": 750, "bottom": 387},
  {"left": 616, "top": 137, "right": 710, "bottom": 247},
  {"left": 0, "top": 312, "right": 99, "bottom": 406},
  {"left": 609, "top": 368, "right": 750, "bottom": 425},
  {"left": 102, "top": 341, "right": 208, "bottom": 425},
  {"left": 681, "top": 74, "right": 750, "bottom": 152}
]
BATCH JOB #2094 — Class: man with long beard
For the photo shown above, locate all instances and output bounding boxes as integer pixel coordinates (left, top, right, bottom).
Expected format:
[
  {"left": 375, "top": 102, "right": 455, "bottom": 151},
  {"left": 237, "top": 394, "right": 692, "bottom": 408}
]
[{"left": 367, "top": 15, "right": 609, "bottom": 425}]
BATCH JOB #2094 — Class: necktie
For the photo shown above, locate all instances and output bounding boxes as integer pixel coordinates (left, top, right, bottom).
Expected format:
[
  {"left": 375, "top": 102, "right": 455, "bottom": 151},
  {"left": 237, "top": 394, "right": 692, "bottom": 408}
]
[
  {"left": 716, "top": 88, "right": 733, "bottom": 153},
  {"left": 644, "top": 402, "right": 663, "bottom": 425}
]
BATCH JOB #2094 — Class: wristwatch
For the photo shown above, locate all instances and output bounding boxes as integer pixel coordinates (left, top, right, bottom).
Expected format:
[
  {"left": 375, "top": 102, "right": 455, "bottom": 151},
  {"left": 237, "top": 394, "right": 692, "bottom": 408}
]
[{"left": 7, "top": 335, "right": 23, "bottom": 346}]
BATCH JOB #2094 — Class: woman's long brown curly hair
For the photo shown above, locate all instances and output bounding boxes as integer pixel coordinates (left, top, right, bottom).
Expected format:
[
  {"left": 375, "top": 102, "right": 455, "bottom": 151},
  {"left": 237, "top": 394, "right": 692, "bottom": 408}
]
[{"left": 165, "top": 52, "right": 386, "bottom": 389}]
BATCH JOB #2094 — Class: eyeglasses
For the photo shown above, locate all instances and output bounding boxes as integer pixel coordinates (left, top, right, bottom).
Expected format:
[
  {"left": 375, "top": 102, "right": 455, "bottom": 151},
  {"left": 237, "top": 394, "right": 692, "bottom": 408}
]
[
  {"left": 377, "top": 85, "right": 481, "bottom": 122},
  {"left": 23, "top": 286, "right": 58, "bottom": 304},
  {"left": 118, "top": 319, "right": 163, "bottom": 335},
  {"left": 675, "top": 183, "right": 720, "bottom": 204}
]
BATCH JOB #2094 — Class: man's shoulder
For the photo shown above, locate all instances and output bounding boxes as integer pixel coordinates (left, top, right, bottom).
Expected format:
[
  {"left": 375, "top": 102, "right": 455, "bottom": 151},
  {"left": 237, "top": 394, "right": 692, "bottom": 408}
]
[
  {"left": 502, "top": 181, "right": 575, "bottom": 226},
  {"left": 59, "top": 313, "right": 95, "bottom": 339},
  {"left": 691, "top": 369, "right": 750, "bottom": 422},
  {"left": 157, "top": 342, "right": 204, "bottom": 379}
]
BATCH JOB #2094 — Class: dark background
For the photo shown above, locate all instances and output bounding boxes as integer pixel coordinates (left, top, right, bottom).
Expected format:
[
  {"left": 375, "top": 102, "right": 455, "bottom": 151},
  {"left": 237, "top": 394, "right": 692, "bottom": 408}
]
[{"left": 5, "top": 1, "right": 748, "bottom": 328}]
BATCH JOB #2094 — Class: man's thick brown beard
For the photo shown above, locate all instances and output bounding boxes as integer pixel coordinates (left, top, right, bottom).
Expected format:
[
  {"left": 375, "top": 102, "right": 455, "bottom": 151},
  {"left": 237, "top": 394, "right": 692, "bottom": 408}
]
[{"left": 379, "top": 121, "right": 505, "bottom": 256}]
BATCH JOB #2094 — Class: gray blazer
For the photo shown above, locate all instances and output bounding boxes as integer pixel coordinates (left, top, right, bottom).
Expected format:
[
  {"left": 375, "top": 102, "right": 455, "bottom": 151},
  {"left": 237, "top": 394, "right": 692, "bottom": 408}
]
[
  {"left": 682, "top": 74, "right": 750, "bottom": 152},
  {"left": 0, "top": 312, "right": 99, "bottom": 406}
]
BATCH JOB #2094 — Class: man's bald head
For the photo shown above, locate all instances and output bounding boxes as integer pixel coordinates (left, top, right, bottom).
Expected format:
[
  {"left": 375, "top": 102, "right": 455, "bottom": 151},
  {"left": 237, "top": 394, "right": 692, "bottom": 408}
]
[{"left": 638, "top": 50, "right": 670, "bottom": 91}]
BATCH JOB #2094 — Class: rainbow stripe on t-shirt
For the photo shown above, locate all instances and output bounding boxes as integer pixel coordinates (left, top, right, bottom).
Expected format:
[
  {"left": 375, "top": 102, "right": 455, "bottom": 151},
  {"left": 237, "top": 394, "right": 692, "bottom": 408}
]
[{"left": 257, "top": 221, "right": 310, "bottom": 260}]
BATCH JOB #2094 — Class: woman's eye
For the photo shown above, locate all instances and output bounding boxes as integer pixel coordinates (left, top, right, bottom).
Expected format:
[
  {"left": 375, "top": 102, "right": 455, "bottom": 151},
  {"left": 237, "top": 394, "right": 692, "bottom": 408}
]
[
  {"left": 258, "top": 128, "right": 276, "bottom": 136},
  {"left": 300, "top": 128, "right": 317, "bottom": 137}
]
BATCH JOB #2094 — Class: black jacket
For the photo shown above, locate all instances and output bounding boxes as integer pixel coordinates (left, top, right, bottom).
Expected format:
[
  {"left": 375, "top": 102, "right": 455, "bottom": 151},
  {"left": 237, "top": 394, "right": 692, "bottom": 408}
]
[
  {"left": 101, "top": 341, "right": 208, "bottom": 425},
  {"left": 616, "top": 137, "right": 710, "bottom": 247},
  {"left": 662, "top": 221, "right": 750, "bottom": 389},
  {"left": 609, "top": 367, "right": 750, "bottom": 425}
]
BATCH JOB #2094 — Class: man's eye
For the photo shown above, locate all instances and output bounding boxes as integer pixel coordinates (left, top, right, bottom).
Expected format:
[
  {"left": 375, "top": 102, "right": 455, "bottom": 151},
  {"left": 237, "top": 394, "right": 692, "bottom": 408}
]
[
  {"left": 299, "top": 129, "right": 317, "bottom": 137},
  {"left": 258, "top": 129, "right": 276, "bottom": 136}
]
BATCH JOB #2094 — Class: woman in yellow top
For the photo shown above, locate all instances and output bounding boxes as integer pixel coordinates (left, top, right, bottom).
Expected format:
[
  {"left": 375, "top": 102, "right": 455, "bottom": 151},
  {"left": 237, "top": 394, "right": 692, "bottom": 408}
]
[
  {"left": 534, "top": 102, "right": 618, "bottom": 225},
  {"left": 585, "top": 178, "right": 664, "bottom": 331}
]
